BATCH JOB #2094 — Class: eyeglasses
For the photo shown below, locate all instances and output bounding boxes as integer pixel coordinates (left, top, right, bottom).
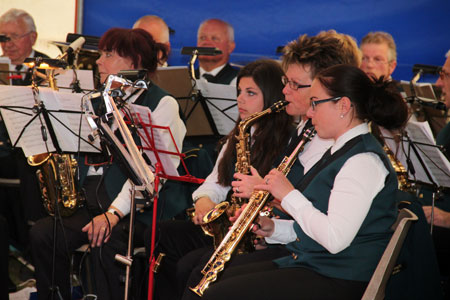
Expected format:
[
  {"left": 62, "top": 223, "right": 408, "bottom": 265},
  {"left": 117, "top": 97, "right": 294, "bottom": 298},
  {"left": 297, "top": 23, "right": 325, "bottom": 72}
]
[
  {"left": 361, "top": 56, "right": 390, "bottom": 66},
  {"left": 281, "top": 76, "right": 311, "bottom": 91},
  {"left": 310, "top": 96, "right": 342, "bottom": 110},
  {"left": 0, "top": 31, "right": 32, "bottom": 43},
  {"left": 439, "top": 69, "right": 450, "bottom": 80}
]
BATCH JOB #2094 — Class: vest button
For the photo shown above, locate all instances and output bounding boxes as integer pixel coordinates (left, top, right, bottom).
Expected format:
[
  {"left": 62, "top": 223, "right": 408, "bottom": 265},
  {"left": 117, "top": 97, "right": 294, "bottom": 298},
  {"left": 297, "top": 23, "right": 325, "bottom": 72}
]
[{"left": 291, "top": 253, "right": 298, "bottom": 260}]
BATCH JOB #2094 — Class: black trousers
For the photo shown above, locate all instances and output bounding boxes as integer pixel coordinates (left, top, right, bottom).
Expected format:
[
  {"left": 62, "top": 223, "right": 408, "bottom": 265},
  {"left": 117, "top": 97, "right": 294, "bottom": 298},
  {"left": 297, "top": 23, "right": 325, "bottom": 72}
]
[
  {"left": 30, "top": 175, "right": 147, "bottom": 300},
  {"left": 181, "top": 246, "right": 290, "bottom": 300},
  {"left": 199, "top": 260, "right": 367, "bottom": 300},
  {"left": 146, "top": 220, "right": 212, "bottom": 300},
  {"left": 0, "top": 216, "right": 9, "bottom": 300}
]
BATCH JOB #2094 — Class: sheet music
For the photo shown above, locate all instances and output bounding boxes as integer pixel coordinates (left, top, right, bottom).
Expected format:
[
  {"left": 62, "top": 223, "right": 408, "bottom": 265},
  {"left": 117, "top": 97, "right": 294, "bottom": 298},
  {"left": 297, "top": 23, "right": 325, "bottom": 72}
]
[
  {"left": 195, "top": 80, "right": 238, "bottom": 135},
  {"left": 39, "top": 88, "right": 101, "bottom": 153},
  {"left": 51, "top": 69, "right": 95, "bottom": 90},
  {"left": 0, "top": 85, "right": 100, "bottom": 157},
  {"left": 383, "top": 121, "right": 450, "bottom": 187},
  {"left": 0, "top": 85, "right": 56, "bottom": 156},
  {"left": 129, "top": 104, "right": 180, "bottom": 177}
]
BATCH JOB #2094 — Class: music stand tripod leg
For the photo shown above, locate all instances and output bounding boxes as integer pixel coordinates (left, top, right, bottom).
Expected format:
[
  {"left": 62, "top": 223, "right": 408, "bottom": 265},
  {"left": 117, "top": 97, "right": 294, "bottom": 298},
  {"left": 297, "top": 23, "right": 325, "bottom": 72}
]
[{"left": 115, "top": 182, "right": 137, "bottom": 300}]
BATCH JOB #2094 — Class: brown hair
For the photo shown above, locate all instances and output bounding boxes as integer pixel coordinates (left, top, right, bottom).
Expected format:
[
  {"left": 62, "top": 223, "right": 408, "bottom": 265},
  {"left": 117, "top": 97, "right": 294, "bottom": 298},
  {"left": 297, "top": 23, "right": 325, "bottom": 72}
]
[{"left": 98, "top": 27, "right": 168, "bottom": 75}]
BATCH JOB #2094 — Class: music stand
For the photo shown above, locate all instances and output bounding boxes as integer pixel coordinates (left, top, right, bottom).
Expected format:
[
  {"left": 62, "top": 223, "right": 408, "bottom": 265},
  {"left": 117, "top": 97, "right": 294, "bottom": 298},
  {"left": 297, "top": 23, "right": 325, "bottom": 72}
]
[
  {"left": 383, "top": 121, "right": 450, "bottom": 233},
  {"left": 0, "top": 83, "right": 100, "bottom": 300},
  {"left": 122, "top": 105, "right": 204, "bottom": 300}
]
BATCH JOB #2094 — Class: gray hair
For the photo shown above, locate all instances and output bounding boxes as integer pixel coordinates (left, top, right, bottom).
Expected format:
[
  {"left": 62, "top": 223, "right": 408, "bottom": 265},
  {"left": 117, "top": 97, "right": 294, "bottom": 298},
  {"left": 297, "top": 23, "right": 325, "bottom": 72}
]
[
  {"left": 0, "top": 8, "right": 36, "bottom": 32},
  {"left": 197, "top": 18, "right": 234, "bottom": 42},
  {"left": 361, "top": 31, "right": 397, "bottom": 62}
]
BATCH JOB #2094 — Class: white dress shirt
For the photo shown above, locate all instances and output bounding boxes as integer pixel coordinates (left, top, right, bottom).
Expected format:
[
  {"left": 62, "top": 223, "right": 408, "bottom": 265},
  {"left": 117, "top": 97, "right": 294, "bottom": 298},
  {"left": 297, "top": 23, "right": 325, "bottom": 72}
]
[{"left": 199, "top": 64, "right": 237, "bottom": 86}]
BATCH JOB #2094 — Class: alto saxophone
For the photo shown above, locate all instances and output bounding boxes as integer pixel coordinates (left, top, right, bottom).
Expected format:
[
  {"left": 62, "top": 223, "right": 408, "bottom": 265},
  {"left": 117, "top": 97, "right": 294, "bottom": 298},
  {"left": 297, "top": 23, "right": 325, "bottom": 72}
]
[
  {"left": 190, "top": 125, "right": 316, "bottom": 296},
  {"left": 200, "top": 100, "right": 288, "bottom": 249}
]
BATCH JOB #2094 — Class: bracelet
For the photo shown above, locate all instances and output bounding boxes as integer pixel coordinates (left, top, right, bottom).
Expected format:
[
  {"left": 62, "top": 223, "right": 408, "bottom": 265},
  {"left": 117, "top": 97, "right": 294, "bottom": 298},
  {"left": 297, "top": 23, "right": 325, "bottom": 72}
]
[{"left": 107, "top": 208, "right": 122, "bottom": 221}]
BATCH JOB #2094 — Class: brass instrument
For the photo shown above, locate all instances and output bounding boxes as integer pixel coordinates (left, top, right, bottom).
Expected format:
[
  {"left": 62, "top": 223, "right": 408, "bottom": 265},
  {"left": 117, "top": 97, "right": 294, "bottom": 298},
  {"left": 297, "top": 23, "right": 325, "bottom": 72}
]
[
  {"left": 28, "top": 153, "right": 84, "bottom": 217},
  {"left": 200, "top": 100, "right": 288, "bottom": 249},
  {"left": 26, "top": 43, "right": 87, "bottom": 217},
  {"left": 370, "top": 123, "right": 415, "bottom": 193},
  {"left": 190, "top": 126, "right": 316, "bottom": 296},
  {"left": 382, "top": 144, "right": 415, "bottom": 193}
]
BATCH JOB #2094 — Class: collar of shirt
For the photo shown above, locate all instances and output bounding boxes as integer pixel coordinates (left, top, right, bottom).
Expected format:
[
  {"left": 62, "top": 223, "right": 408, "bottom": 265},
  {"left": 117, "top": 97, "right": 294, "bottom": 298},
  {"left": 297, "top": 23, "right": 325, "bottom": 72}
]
[
  {"left": 199, "top": 63, "right": 226, "bottom": 78},
  {"left": 10, "top": 50, "right": 35, "bottom": 72},
  {"left": 331, "top": 122, "right": 369, "bottom": 154}
]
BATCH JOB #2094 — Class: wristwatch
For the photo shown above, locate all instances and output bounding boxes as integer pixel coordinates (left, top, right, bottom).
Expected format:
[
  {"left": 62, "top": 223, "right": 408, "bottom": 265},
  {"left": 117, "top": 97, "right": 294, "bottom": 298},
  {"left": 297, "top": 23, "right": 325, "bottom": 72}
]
[{"left": 107, "top": 208, "right": 122, "bottom": 220}]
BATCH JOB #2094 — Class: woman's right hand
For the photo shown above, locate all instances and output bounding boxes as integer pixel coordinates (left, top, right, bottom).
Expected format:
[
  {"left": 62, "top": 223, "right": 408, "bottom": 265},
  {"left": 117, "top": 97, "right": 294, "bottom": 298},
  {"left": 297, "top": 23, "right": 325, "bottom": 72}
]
[{"left": 193, "top": 197, "right": 216, "bottom": 225}]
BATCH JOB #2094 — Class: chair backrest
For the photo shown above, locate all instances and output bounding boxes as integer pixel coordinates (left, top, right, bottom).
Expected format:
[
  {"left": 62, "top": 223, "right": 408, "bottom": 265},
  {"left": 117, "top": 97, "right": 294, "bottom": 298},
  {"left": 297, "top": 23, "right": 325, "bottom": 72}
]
[{"left": 361, "top": 208, "right": 418, "bottom": 300}]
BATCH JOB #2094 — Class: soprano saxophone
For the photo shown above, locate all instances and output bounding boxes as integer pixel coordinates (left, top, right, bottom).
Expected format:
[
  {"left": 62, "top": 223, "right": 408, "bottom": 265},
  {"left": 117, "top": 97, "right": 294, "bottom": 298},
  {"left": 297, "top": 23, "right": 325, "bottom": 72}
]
[
  {"left": 199, "top": 100, "right": 288, "bottom": 249},
  {"left": 190, "top": 125, "right": 316, "bottom": 296}
]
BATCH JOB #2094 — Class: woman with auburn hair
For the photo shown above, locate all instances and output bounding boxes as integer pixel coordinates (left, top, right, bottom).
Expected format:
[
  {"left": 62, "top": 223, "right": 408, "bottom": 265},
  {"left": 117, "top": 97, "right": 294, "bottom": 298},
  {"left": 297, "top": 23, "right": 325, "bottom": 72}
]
[{"left": 30, "top": 27, "right": 185, "bottom": 300}]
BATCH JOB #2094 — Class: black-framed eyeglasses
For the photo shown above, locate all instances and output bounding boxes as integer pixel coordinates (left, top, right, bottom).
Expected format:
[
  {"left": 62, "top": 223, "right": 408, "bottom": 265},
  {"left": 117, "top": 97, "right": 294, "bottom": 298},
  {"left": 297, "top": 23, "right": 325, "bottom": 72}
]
[
  {"left": 439, "top": 69, "right": 450, "bottom": 81},
  {"left": 281, "top": 76, "right": 311, "bottom": 91},
  {"left": 0, "top": 31, "right": 32, "bottom": 43},
  {"left": 310, "top": 96, "right": 342, "bottom": 110}
]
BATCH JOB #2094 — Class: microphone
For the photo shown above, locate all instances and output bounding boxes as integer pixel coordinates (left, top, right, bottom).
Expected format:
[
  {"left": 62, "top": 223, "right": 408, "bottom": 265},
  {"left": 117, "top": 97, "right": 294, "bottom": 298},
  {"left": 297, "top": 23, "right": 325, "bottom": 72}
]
[
  {"left": 181, "top": 47, "right": 222, "bottom": 56},
  {"left": 412, "top": 64, "right": 442, "bottom": 75},
  {"left": 0, "top": 34, "right": 10, "bottom": 42},
  {"left": 64, "top": 36, "right": 86, "bottom": 56}
]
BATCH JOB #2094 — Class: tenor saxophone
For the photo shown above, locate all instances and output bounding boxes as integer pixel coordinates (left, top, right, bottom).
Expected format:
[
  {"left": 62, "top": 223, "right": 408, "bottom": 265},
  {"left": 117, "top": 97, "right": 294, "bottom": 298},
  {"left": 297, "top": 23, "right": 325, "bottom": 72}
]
[
  {"left": 190, "top": 125, "right": 316, "bottom": 296},
  {"left": 28, "top": 153, "right": 84, "bottom": 217},
  {"left": 200, "top": 100, "right": 288, "bottom": 249}
]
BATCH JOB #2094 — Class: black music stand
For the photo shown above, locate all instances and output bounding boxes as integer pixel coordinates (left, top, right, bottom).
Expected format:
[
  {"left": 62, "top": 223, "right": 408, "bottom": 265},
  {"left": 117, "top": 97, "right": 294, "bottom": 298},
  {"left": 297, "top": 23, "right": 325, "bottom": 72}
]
[
  {"left": 385, "top": 122, "right": 450, "bottom": 234},
  {"left": 0, "top": 83, "right": 100, "bottom": 300}
]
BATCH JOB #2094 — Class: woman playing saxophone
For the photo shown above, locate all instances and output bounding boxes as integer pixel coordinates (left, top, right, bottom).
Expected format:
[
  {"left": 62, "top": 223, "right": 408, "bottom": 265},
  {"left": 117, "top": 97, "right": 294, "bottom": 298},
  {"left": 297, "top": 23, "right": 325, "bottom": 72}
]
[
  {"left": 151, "top": 59, "right": 294, "bottom": 300},
  {"left": 199, "top": 64, "right": 408, "bottom": 300}
]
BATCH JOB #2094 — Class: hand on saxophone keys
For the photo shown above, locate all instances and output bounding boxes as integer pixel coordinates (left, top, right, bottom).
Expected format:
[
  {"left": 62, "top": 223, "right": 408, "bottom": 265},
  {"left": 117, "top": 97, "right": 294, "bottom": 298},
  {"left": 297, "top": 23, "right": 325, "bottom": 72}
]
[
  {"left": 255, "top": 169, "right": 295, "bottom": 201},
  {"left": 232, "top": 166, "right": 264, "bottom": 198}
]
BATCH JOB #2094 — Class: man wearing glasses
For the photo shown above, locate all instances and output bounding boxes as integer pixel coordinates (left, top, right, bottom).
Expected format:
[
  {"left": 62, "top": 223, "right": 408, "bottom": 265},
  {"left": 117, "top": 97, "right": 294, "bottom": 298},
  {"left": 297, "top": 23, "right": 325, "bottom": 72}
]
[
  {"left": 359, "top": 31, "right": 397, "bottom": 81},
  {"left": 0, "top": 8, "right": 48, "bottom": 86}
]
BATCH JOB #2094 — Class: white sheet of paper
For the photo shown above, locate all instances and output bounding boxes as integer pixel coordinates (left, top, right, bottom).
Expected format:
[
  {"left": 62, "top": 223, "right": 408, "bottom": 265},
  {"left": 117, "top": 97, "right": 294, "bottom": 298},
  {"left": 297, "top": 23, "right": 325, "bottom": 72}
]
[
  {"left": 39, "top": 88, "right": 101, "bottom": 153},
  {"left": 0, "top": 85, "right": 100, "bottom": 156},
  {"left": 195, "top": 80, "right": 238, "bottom": 135},
  {"left": 129, "top": 104, "right": 180, "bottom": 177},
  {"left": 49, "top": 69, "right": 95, "bottom": 91}
]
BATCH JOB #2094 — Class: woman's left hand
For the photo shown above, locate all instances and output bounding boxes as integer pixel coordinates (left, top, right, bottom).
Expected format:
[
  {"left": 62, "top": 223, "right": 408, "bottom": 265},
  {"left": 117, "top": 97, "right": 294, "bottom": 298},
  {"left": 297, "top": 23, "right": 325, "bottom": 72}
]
[
  {"left": 232, "top": 166, "right": 264, "bottom": 198},
  {"left": 254, "top": 169, "right": 294, "bottom": 201}
]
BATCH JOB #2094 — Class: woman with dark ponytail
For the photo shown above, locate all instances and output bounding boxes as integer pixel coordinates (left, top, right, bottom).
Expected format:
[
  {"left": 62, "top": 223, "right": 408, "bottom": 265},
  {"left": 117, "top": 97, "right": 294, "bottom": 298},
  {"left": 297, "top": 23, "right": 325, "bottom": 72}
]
[{"left": 200, "top": 64, "right": 408, "bottom": 300}]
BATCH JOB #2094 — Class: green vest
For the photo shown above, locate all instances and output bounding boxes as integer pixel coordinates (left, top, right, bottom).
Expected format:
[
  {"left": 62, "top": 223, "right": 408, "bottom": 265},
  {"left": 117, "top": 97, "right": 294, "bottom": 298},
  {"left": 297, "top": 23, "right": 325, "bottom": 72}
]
[{"left": 275, "top": 133, "right": 398, "bottom": 282}]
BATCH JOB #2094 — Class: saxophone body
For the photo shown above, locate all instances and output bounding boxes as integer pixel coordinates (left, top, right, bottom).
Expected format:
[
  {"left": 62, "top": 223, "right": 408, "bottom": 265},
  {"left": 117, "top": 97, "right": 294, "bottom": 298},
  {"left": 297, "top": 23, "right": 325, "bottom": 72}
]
[
  {"left": 200, "top": 100, "right": 288, "bottom": 249},
  {"left": 28, "top": 153, "right": 84, "bottom": 217},
  {"left": 190, "top": 125, "right": 316, "bottom": 297},
  {"left": 382, "top": 145, "right": 416, "bottom": 193}
]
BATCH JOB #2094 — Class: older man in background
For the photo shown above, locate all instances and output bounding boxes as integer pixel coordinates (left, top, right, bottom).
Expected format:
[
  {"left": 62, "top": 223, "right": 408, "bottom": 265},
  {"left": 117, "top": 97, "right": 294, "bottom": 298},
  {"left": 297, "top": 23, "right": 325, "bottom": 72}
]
[
  {"left": 195, "top": 18, "right": 239, "bottom": 85},
  {"left": 0, "top": 8, "right": 48, "bottom": 86},
  {"left": 359, "top": 31, "right": 397, "bottom": 80}
]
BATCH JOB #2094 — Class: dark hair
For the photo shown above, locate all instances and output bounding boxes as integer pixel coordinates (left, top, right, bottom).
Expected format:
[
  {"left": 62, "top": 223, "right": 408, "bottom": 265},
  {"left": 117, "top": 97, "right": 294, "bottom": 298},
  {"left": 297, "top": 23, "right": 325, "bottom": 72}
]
[
  {"left": 316, "top": 64, "right": 408, "bottom": 130},
  {"left": 217, "top": 59, "right": 293, "bottom": 186},
  {"left": 282, "top": 31, "right": 360, "bottom": 79},
  {"left": 98, "top": 27, "right": 168, "bottom": 75}
]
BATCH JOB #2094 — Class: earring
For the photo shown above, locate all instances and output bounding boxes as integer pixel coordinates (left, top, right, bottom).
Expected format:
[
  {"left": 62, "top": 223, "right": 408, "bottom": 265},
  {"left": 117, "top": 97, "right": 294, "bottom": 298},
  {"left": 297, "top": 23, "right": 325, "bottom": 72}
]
[{"left": 340, "top": 114, "right": 344, "bottom": 119}]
